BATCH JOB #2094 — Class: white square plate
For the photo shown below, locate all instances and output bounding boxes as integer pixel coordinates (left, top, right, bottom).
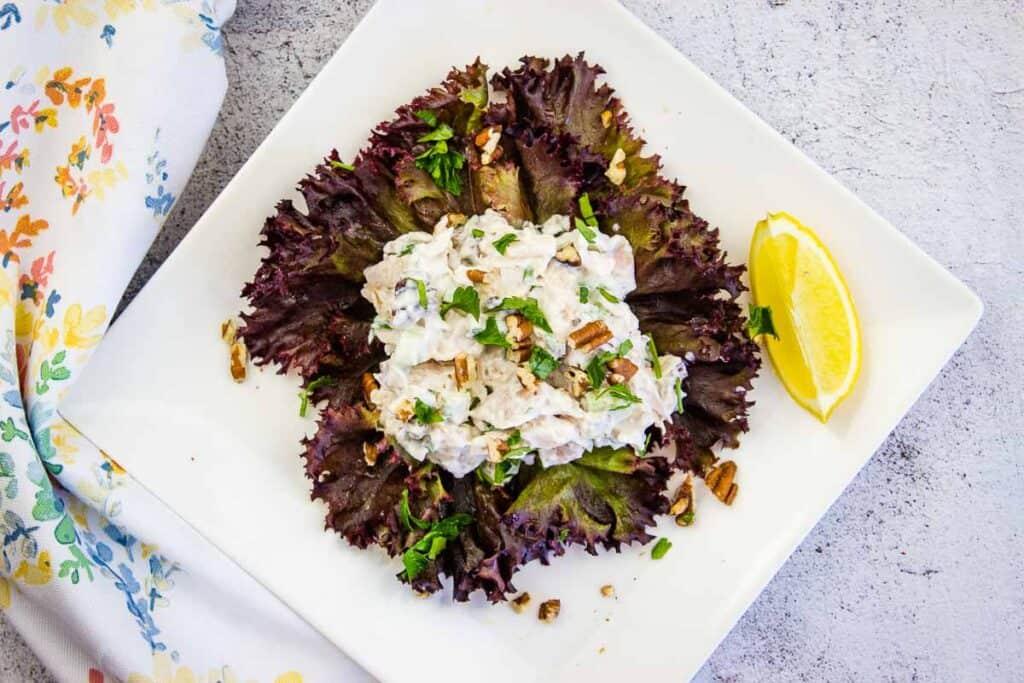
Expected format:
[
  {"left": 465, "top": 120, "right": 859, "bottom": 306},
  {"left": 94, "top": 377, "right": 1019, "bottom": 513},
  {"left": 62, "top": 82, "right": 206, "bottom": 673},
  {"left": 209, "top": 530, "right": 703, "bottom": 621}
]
[{"left": 61, "top": 0, "right": 982, "bottom": 680}]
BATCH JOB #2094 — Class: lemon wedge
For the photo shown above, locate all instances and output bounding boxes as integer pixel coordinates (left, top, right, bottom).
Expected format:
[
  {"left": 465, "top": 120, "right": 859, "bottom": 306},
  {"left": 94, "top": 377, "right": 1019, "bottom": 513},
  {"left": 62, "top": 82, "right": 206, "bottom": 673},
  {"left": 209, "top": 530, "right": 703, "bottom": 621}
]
[{"left": 749, "top": 212, "right": 862, "bottom": 422}]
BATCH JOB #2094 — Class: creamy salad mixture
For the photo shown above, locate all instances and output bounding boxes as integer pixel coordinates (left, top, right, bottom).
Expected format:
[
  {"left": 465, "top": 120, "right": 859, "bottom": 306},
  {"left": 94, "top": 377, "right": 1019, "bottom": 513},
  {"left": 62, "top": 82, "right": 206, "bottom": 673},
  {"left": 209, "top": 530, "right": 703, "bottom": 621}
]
[{"left": 362, "top": 210, "right": 686, "bottom": 480}]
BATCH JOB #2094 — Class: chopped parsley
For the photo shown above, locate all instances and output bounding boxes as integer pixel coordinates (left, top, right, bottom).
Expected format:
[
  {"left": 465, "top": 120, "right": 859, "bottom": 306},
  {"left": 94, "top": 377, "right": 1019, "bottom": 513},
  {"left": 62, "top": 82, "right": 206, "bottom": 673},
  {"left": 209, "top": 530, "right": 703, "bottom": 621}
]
[
  {"left": 579, "top": 286, "right": 590, "bottom": 303},
  {"left": 440, "top": 285, "right": 480, "bottom": 320},
  {"left": 651, "top": 537, "right": 672, "bottom": 560},
  {"left": 399, "top": 489, "right": 431, "bottom": 532},
  {"left": 492, "top": 233, "right": 519, "bottom": 255},
  {"left": 297, "top": 376, "right": 335, "bottom": 417},
  {"left": 471, "top": 228, "right": 484, "bottom": 238},
  {"left": 597, "top": 287, "right": 620, "bottom": 304},
  {"left": 473, "top": 316, "right": 511, "bottom": 348},
  {"left": 413, "top": 397, "right": 444, "bottom": 425},
  {"left": 401, "top": 512, "right": 474, "bottom": 580},
  {"left": 646, "top": 337, "right": 662, "bottom": 379},
  {"left": 578, "top": 193, "right": 598, "bottom": 225},
  {"left": 558, "top": 528, "right": 570, "bottom": 542},
  {"left": 594, "top": 383, "right": 643, "bottom": 410},
  {"left": 329, "top": 159, "right": 354, "bottom": 171},
  {"left": 486, "top": 296, "right": 552, "bottom": 333},
  {"left": 413, "top": 113, "right": 465, "bottom": 195},
  {"left": 414, "top": 109, "right": 438, "bottom": 127},
  {"left": 747, "top": 304, "right": 779, "bottom": 340},
  {"left": 523, "top": 266, "right": 534, "bottom": 281},
  {"left": 507, "top": 430, "right": 522, "bottom": 447},
  {"left": 679, "top": 511, "right": 695, "bottom": 525},
  {"left": 412, "top": 279, "right": 428, "bottom": 308},
  {"left": 529, "top": 346, "right": 558, "bottom": 380},
  {"left": 399, "top": 243, "right": 416, "bottom": 256},
  {"left": 674, "top": 377, "right": 684, "bottom": 413}
]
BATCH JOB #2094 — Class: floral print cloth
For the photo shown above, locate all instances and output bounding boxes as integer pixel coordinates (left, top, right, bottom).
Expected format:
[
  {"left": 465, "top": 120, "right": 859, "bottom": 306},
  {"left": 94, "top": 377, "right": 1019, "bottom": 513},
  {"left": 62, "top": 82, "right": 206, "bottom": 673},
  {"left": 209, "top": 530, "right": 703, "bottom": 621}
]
[{"left": 1, "top": 2, "right": 369, "bottom": 681}]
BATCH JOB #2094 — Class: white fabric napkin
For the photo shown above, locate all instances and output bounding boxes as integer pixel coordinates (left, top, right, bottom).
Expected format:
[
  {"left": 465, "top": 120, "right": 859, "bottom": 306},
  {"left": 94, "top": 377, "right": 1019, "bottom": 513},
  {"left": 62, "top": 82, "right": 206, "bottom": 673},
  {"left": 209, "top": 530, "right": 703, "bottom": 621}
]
[{"left": 0, "top": 2, "right": 369, "bottom": 680}]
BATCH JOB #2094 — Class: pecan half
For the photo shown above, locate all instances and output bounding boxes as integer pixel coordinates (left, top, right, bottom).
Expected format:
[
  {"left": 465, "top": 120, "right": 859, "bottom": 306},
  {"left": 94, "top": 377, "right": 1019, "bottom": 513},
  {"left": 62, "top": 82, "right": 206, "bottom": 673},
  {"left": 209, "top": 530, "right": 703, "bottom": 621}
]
[
  {"left": 705, "top": 460, "right": 738, "bottom": 505},
  {"left": 220, "top": 318, "right": 237, "bottom": 344},
  {"left": 567, "top": 320, "right": 612, "bottom": 352},
  {"left": 466, "top": 268, "right": 487, "bottom": 284}
]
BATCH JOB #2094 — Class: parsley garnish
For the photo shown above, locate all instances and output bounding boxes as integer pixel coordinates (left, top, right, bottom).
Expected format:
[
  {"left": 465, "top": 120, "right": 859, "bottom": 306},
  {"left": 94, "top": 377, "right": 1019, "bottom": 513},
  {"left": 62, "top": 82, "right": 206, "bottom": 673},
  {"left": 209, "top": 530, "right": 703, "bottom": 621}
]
[
  {"left": 674, "top": 377, "right": 684, "bottom": 413},
  {"left": 399, "top": 243, "right": 416, "bottom": 256},
  {"left": 412, "top": 279, "right": 428, "bottom": 308},
  {"left": 646, "top": 337, "right": 662, "bottom": 379},
  {"left": 679, "top": 511, "right": 695, "bottom": 525},
  {"left": 414, "top": 109, "right": 438, "bottom": 127},
  {"left": 401, "top": 512, "right": 474, "bottom": 580},
  {"left": 486, "top": 296, "right": 552, "bottom": 333},
  {"left": 523, "top": 266, "right": 534, "bottom": 281},
  {"left": 440, "top": 285, "right": 480, "bottom": 320},
  {"left": 579, "top": 286, "right": 589, "bottom": 303},
  {"left": 297, "top": 376, "right": 335, "bottom": 417},
  {"left": 471, "top": 228, "right": 484, "bottom": 238},
  {"left": 597, "top": 287, "right": 620, "bottom": 304},
  {"left": 747, "top": 304, "right": 779, "bottom": 340},
  {"left": 492, "top": 233, "right": 518, "bottom": 255},
  {"left": 329, "top": 159, "right": 354, "bottom": 171},
  {"left": 413, "top": 113, "right": 465, "bottom": 195},
  {"left": 399, "top": 489, "right": 431, "bottom": 532},
  {"left": 651, "top": 537, "right": 672, "bottom": 560},
  {"left": 529, "top": 346, "right": 558, "bottom": 380},
  {"left": 413, "top": 397, "right": 443, "bottom": 425},
  {"left": 507, "top": 430, "right": 522, "bottom": 447},
  {"left": 473, "top": 316, "right": 511, "bottom": 348}
]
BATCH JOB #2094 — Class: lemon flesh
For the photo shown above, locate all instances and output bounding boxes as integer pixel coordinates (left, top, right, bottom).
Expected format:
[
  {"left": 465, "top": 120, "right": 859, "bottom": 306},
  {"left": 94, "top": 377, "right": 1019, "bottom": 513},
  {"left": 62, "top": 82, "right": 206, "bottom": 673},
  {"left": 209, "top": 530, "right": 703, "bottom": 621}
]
[{"left": 749, "top": 212, "right": 862, "bottom": 422}]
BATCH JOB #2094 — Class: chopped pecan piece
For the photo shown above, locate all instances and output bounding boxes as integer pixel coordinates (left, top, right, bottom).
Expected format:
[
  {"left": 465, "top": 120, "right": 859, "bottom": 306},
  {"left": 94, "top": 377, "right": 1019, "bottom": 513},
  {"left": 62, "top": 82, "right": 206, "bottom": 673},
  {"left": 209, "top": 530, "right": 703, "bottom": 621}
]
[
  {"left": 605, "top": 147, "right": 627, "bottom": 186},
  {"left": 538, "top": 599, "right": 561, "bottom": 623},
  {"left": 486, "top": 437, "right": 510, "bottom": 463},
  {"left": 361, "top": 372, "right": 379, "bottom": 405},
  {"left": 454, "top": 353, "right": 477, "bottom": 389},
  {"left": 554, "top": 243, "right": 581, "bottom": 266},
  {"left": 600, "top": 584, "right": 615, "bottom": 598},
  {"left": 607, "top": 357, "right": 638, "bottom": 384},
  {"left": 362, "top": 441, "right": 379, "bottom": 467},
  {"left": 474, "top": 125, "right": 502, "bottom": 165},
  {"left": 705, "top": 460, "right": 738, "bottom": 505},
  {"left": 220, "top": 319, "right": 237, "bottom": 344},
  {"left": 567, "top": 320, "right": 612, "bottom": 352},
  {"left": 229, "top": 340, "right": 247, "bottom": 383},
  {"left": 670, "top": 473, "right": 695, "bottom": 526},
  {"left": 600, "top": 109, "right": 613, "bottom": 128},
  {"left": 515, "top": 365, "right": 539, "bottom": 391},
  {"left": 510, "top": 592, "right": 531, "bottom": 613},
  {"left": 505, "top": 313, "right": 533, "bottom": 345},
  {"left": 466, "top": 268, "right": 487, "bottom": 284},
  {"left": 394, "top": 398, "right": 415, "bottom": 422},
  {"left": 446, "top": 212, "right": 467, "bottom": 227},
  {"left": 565, "top": 367, "right": 591, "bottom": 398}
]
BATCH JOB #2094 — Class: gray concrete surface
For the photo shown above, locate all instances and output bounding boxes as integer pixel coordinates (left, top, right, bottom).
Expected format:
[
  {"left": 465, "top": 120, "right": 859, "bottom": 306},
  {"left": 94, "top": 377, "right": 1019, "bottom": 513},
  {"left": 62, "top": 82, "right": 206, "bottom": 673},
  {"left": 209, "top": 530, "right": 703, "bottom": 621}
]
[{"left": 3, "top": 0, "right": 1022, "bottom": 680}]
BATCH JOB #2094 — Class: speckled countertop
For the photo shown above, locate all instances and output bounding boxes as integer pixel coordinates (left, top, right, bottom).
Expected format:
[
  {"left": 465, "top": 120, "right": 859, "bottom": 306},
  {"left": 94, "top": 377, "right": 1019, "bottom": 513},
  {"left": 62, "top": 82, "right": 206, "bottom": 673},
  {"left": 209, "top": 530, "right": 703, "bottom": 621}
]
[{"left": 2, "top": 1, "right": 1021, "bottom": 681}]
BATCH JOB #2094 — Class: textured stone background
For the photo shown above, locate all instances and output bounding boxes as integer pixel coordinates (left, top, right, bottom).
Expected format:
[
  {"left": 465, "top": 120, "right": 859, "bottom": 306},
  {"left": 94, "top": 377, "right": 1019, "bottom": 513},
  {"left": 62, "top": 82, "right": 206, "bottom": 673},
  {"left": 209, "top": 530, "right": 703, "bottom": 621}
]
[{"left": 3, "top": 0, "right": 1022, "bottom": 680}]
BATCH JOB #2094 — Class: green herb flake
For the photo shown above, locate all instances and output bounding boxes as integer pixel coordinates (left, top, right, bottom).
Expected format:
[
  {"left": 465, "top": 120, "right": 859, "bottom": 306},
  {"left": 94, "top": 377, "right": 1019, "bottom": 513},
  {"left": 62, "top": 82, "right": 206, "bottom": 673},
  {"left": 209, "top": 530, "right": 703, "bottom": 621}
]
[
  {"left": 471, "top": 228, "right": 485, "bottom": 238},
  {"left": 415, "top": 141, "right": 465, "bottom": 196},
  {"left": 646, "top": 337, "right": 662, "bottom": 379},
  {"left": 529, "top": 346, "right": 558, "bottom": 380},
  {"left": 574, "top": 217, "right": 597, "bottom": 244},
  {"left": 401, "top": 512, "right": 474, "bottom": 580},
  {"left": 399, "top": 243, "right": 416, "bottom": 256},
  {"left": 674, "top": 377, "right": 684, "bottom": 413},
  {"left": 492, "top": 233, "right": 519, "bottom": 255},
  {"left": 507, "top": 430, "right": 522, "bottom": 447},
  {"left": 414, "top": 109, "right": 438, "bottom": 127},
  {"left": 473, "top": 316, "right": 512, "bottom": 348},
  {"left": 417, "top": 122, "right": 455, "bottom": 143},
  {"left": 486, "top": 296, "right": 552, "bottom": 333},
  {"left": 651, "top": 537, "right": 672, "bottom": 560},
  {"left": 579, "top": 286, "right": 590, "bottom": 303},
  {"left": 597, "top": 383, "right": 643, "bottom": 410},
  {"left": 413, "top": 279, "right": 429, "bottom": 309},
  {"left": 440, "top": 285, "right": 480, "bottom": 320},
  {"left": 746, "top": 304, "right": 779, "bottom": 340},
  {"left": 297, "top": 376, "right": 335, "bottom": 417},
  {"left": 597, "top": 287, "right": 620, "bottom": 304},
  {"left": 578, "top": 192, "right": 598, "bottom": 225},
  {"left": 399, "top": 489, "right": 431, "bottom": 532},
  {"left": 413, "top": 397, "right": 444, "bottom": 425},
  {"left": 558, "top": 528, "right": 570, "bottom": 543},
  {"left": 329, "top": 159, "right": 354, "bottom": 171},
  {"left": 522, "top": 266, "right": 534, "bottom": 281}
]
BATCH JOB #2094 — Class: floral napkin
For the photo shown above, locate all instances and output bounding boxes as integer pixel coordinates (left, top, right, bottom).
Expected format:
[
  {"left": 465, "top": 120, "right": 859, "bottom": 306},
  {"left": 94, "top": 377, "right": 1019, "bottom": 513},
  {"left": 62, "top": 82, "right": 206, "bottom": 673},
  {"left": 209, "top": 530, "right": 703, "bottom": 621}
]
[{"left": 1, "top": 2, "right": 367, "bottom": 681}]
